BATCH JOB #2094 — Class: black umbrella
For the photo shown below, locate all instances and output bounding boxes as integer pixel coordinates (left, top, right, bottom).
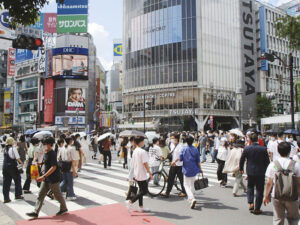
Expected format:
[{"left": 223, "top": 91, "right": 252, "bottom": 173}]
[{"left": 284, "top": 129, "right": 300, "bottom": 136}]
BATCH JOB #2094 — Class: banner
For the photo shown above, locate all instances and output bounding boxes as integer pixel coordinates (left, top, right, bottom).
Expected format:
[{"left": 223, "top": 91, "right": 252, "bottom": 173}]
[
  {"left": 57, "top": 0, "right": 88, "bottom": 15},
  {"left": 44, "top": 79, "right": 55, "bottom": 123},
  {"left": 57, "top": 15, "right": 88, "bottom": 33},
  {"left": 44, "top": 13, "right": 57, "bottom": 33},
  {"left": 65, "top": 88, "right": 86, "bottom": 113},
  {"left": 38, "top": 46, "right": 46, "bottom": 73},
  {"left": 7, "top": 48, "right": 15, "bottom": 77}
]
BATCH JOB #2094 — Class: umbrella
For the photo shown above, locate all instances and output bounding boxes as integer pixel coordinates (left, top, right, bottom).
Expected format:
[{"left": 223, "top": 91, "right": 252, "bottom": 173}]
[
  {"left": 72, "top": 132, "right": 86, "bottom": 138},
  {"left": 246, "top": 128, "right": 261, "bottom": 134},
  {"left": 24, "top": 129, "right": 37, "bottom": 135},
  {"left": 33, "top": 131, "right": 53, "bottom": 140},
  {"left": 265, "top": 129, "right": 275, "bottom": 135},
  {"left": 145, "top": 131, "right": 159, "bottom": 143},
  {"left": 229, "top": 128, "right": 244, "bottom": 137},
  {"left": 98, "top": 132, "right": 112, "bottom": 142},
  {"left": 284, "top": 129, "right": 300, "bottom": 135},
  {"left": 119, "top": 130, "right": 147, "bottom": 138}
]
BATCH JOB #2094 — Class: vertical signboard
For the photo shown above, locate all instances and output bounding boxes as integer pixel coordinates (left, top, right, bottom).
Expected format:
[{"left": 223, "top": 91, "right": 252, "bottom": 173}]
[
  {"left": 38, "top": 46, "right": 46, "bottom": 73},
  {"left": 259, "top": 6, "right": 268, "bottom": 71},
  {"left": 44, "top": 13, "right": 57, "bottom": 33},
  {"left": 14, "top": 83, "right": 19, "bottom": 123},
  {"left": 45, "top": 49, "right": 52, "bottom": 78},
  {"left": 44, "top": 79, "right": 55, "bottom": 123},
  {"left": 7, "top": 48, "right": 15, "bottom": 77},
  {"left": 240, "top": 0, "right": 257, "bottom": 121},
  {"left": 3, "top": 88, "right": 11, "bottom": 127},
  {"left": 65, "top": 88, "right": 86, "bottom": 113}
]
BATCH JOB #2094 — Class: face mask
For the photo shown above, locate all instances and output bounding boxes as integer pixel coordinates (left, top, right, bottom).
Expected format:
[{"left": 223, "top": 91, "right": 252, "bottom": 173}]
[
  {"left": 271, "top": 137, "right": 276, "bottom": 141},
  {"left": 289, "top": 138, "right": 293, "bottom": 142},
  {"left": 170, "top": 139, "right": 175, "bottom": 144}
]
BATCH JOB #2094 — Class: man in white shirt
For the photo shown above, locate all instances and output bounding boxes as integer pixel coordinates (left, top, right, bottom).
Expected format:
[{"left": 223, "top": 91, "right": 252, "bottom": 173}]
[
  {"left": 148, "top": 138, "right": 162, "bottom": 185},
  {"left": 269, "top": 132, "right": 284, "bottom": 162},
  {"left": 161, "top": 133, "right": 186, "bottom": 198},
  {"left": 264, "top": 142, "right": 300, "bottom": 225}
]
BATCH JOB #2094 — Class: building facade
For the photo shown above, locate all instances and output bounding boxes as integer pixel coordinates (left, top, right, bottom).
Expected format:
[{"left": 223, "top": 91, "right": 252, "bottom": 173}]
[{"left": 123, "top": 0, "right": 256, "bottom": 131}]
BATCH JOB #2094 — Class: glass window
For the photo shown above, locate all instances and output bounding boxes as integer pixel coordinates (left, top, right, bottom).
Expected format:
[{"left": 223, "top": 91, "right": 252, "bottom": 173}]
[
  {"left": 187, "top": 18, "right": 192, "bottom": 40},
  {"left": 173, "top": 64, "right": 178, "bottom": 82},
  {"left": 192, "top": 18, "right": 196, "bottom": 39},
  {"left": 178, "top": 63, "right": 182, "bottom": 82},
  {"left": 183, "top": 63, "right": 187, "bottom": 82},
  {"left": 191, "top": 0, "right": 196, "bottom": 17},
  {"left": 182, "top": 0, "right": 186, "bottom": 18},
  {"left": 182, "top": 19, "right": 187, "bottom": 41},
  {"left": 192, "top": 62, "right": 197, "bottom": 81}
]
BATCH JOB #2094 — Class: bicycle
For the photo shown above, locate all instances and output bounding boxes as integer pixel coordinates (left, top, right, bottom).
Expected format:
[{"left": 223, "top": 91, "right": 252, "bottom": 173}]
[{"left": 148, "top": 159, "right": 182, "bottom": 197}]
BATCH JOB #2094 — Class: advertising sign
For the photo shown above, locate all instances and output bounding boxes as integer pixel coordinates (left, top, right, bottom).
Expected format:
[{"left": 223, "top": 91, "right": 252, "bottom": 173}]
[
  {"left": 259, "top": 6, "right": 268, "bottom": 71},
  {"left": 38, "top": 47, "right": 46, "bottom": 73},
  {"left": 44, "top": 13, "right": 57, "bottom": 33},
  {"left": 45, "top": 49, "right": 52, "bottom": 78},
  {"left": 113, "top": 44, "right": 122, "bottom": 56},
  {"left": 52, "top": 47, "right": 88, "bottom": 79},
  {"left": 55, "top": 116, "right": 85, "bottom": 125},
  {"left": 28, "top": 13, "right": 44, "bottom": 30},
  {"left": 57, "top": 15, "right": 88, "bottom": 33},
  {"left": 131, "top": 5, "right": 182, "bottom": 52},
  {"left": 65, "top": 88, "right": 86, "bottom": 113},
  {"left": 57, "top": 0, "right": 88, "bottom": 15},
  {"left": 44, "top": 79, "right": 55, "bottom": 123},
  {"left": 286, "top": 5, "right": 300, "bottom": 16},
  {"left": 16, "top": 25, "right": 43, "bottom": 38},
  {"left": 7, "top": 48, "right": 15, "bottom": 77},
  {"left": 14, "top": 83, "right": 19, "bottom": 123},
  {"left": 15, "top": 49, "right": 39, "bottom": 63},
  {"left": 4, "top": 88, "right": 10, "bottom": 114},
  {"left": 0, "top": 10, "right": 15, "bottom": 39}
]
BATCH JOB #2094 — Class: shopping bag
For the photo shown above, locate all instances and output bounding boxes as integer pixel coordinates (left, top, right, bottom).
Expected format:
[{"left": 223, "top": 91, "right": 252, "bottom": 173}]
[
  {"left": 126, "top": 182, "right": 138, "bottom": 200},
  {"left": 120, "top": 150, "right": 124, "bottom": 159},
  {"left": 30, "top": 164, "right": 40, "bottom": 180},
  {"left": 194, "top": 173, "right": 208, "bottom": 190}
]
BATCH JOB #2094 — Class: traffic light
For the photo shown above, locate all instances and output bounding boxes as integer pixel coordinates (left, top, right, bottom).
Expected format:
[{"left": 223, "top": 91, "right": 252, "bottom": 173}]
[
  {"left": 278, "top": 104, "right": 284, "bottom": 114},
  {"left": 12, "top": 35, "right": 43, "bottom": 50},
  {"left": 261, "top": 53, "right": 275, "bottom": 62}
]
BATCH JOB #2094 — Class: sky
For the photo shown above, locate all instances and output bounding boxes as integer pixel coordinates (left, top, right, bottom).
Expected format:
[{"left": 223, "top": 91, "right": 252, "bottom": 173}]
[{"left": 41, "top": 0, "right": 291, "bottom": 71}]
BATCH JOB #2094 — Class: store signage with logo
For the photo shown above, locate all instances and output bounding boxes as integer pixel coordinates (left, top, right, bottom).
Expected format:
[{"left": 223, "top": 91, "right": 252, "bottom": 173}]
[
  {"left": 135, "top": 92, "right": 175, "bottom": 101},
  {"left": 28, "top": 13, "right": 44, "bottom": 30},
  {"left": 169, "top": 109, "right": 194, "bottom": 116},
  {"left": 0, "top": 10, "right": 15, "bottom": 39},
  {"left": 57, "top": 15, "right": 87, "bottom": 33},
  {"left": 55, "top": 116, "right": 85, "bottom": 125},
  {"left": 16, "top": 49, "right": 39, "bottom": 63},
  {"left": 7, "top": 48, "right": 15, "bottom": 77},
  {"left": 44, "top": 13, "right": 57, "bottom": 33},
  {"left": 114, "top": 44, "right": 122, "bottom": 56},
  {"left": 38, "top": 46, "right": 46, "bottom": 73},
  {"left": 57, "top": 0, "right": 88, "bottom": 15}
]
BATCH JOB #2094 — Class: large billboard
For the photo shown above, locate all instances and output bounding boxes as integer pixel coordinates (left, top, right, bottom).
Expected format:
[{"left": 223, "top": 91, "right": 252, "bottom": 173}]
[
  {"left": 28, "top": 13, "right": 44, "bottom": 30},
  {"left": 0, "top": 10, "right": 15, "bottom": 39},
  {"left": 57, "top": 0, "right": 88, "bottom": 15},
  {"left": 7, "top": 48, "right": 15, "bottom": 77},
  {"left": 131, "top": 5, "right": 182, "bottom": 52},
  {"left": 44, "top": 79, "right": 55, "bottom": 123},
  {"left": 16, "top": 49, "right": 39, "bottom": 63},
  {"left": 259, "top": 6, "right": 268, "bottom": 71},
  {"left": 65, "top": 88, "right": 86, "bottom": 114},
  {"left": 286, "top": 5, "right": 300, "bottom": 16},
  {"left": 52, "top": 47, "right": 88, "bottom": 79},
  {"left": 44, "top": 13, "right": 57, "bottom": 33},
  {"left": 57, "top": 15, "right": 88, "bottom": 33}
]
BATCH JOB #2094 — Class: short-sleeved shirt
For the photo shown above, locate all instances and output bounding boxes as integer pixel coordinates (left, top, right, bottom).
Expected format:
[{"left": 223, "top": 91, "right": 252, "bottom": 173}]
[
  {"left": 170, "top": 143, "right": 183, "bottom": 166},
  {"left": 199, "top": 136, "right": 208, "bottom": 148},
  {"left": 149, "top": 145, "right": 162, "bottom": 167},
  {"left": 132, "top": 147, "right": 149, "bottom": 181},
  {"left": 44, "top": 150, "right": 61, "bottom": 184},
  {"left": 179, "top": 145, "right": 200, "bottom": 177},
  {"left": 265, "top": 157, "right": 300, "bottom": 197},
  {"left": 270, "top": 140, "right": 283, "bottom": 161}
]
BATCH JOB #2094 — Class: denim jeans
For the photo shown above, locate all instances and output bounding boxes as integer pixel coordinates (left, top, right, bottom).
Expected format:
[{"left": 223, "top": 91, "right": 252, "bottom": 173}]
[
  {"left": 151, "top": 166, "right": 160, "bottom": 184},
  {"left": 60, "top": 172, "right": 75, "bottom": 197},
  {"left": 2, "top": 166, "right": 22, "bottom": 200},
  {"left": 210, "top": 147, "right": 215, "bottom": 162},
  {"left": 201, "top": 147, "right": 207, "bottom": 161}
]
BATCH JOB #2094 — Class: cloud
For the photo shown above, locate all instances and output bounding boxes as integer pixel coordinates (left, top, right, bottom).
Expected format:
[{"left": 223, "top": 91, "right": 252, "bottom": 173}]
[
  {"left": 88, "top": 22, "right": 113, "bottom": 70},
  {"left": 260, "top": 0, "right": 291, "bottom": 6}
]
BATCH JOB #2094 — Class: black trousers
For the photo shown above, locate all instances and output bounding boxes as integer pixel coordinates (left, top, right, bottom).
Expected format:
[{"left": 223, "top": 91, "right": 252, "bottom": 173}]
[
  {"left": 131, "top": 180, "right": 148, "bottom": 206},
  {"left": 123, "top": 148, "right": 128, "bottom": 166},
  {"left": 247, "top": 175, "right": 265, "bottom": 210},
  {"left": 166, "top": 166, "right": 186, "bottom": 195},
  {"left": 103, "top": 151, "right": 111, "bottom": 168},
  {"left": 216, "top": 159, "right": 227, "bottom": 183}
]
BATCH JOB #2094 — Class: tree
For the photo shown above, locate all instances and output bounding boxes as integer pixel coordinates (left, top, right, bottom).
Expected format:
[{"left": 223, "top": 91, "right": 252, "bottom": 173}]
[
  {"left": 275, "top": 15, "right": 300, "bottom": 50},
  {"left": 256, "top": 95, "right": 274, "bottom": 126},
  {"left": 0, "top": 0, "right": 63, "bottom": 28}
]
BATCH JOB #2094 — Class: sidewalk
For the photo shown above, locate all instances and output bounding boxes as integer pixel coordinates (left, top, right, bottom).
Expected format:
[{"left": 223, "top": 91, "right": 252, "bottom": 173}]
[{"left": 0, "top": 208, "right": 15, "bottom": 225}]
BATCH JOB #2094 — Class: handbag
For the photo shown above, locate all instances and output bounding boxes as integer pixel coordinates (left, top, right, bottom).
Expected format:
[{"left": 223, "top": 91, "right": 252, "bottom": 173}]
[
  {"left": 17, "top": 163, "right": 24, "bottom": 174},
  {"left": 194, "top": 173, "right": 209, "bottom": 190},
  {"left": 126, "top": 182, "right": 138, "bottom": 200}
]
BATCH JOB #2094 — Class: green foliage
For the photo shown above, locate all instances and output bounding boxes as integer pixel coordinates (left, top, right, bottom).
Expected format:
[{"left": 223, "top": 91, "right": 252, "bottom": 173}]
[
  {"left": 256, "top": 95, "right": 274, "bottom": 125},
  {"left": 0, "top": 0, "right": 64, "bottom": 29},
  {"left": 275, "top": 15, "right": 300, "bottom": 50}
]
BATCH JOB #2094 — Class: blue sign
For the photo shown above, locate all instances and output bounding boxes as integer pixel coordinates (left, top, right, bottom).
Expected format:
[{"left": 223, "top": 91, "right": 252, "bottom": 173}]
[
  {"left": 29, "top": 13, "right": 44, "bottom": 30},
  {"left": 114, "top": 44, "right": 122, "bottom": 56},
  {"left": 57, "top": 0, "right": 88, "bottom": 15},
  {"left": 52, "top": 47, "right": 88, "bottom": 56},
  {"left": 15, "top": 49, "right": 39, "bottom": 63},
  {"left": 259, "top": 6, "right": 268, "bottom": 71},
  {"left": 14, "top": 83, "right": 19, "bottom": 123},
  {"left": 0, "top": 11, "right": 11, "bottom": 28},
  {"left": 286, "top": 5, "right": 300, "bottom": 16}
]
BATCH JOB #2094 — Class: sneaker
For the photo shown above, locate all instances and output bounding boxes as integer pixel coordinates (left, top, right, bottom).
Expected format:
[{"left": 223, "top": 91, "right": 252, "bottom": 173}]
[
  {"left": 66, "top": 197, "right": 77, "bottom": 201},
  {"left": 125, "top": 200, "right": 132, "bottom": 212},
  {"left": 26, "top": 212, "right": 38, "bottom": 218},
  {"left": 56, "top": 209, "right": 68, "bottom": 216},
  {"left": 15, "top": 195, "right": 24, "bottom": 200},
  {"left": 137, "top": 207, "right": 150, "bottom": 213},
  {"left": 190, "top": 200, "right": 196, "bottom": 209},
  {"left": 160, "top": 192, "right": 169, "bottom": 198},
  {"left": 3, "top": 199, "right": 11, "bottom": 203}
]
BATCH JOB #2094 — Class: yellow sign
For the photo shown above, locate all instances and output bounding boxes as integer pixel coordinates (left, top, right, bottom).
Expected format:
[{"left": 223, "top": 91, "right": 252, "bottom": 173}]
[
  {"left": 114, "top": 44, "right": 122, "bottom": 56},
  {"left": 3, "top": 89, "right": 11, "bottom": 127}
]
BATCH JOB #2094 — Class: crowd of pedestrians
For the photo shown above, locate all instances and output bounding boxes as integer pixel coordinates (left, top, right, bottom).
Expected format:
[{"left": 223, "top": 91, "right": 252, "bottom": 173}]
[{"left": 1, "top": 128, "right": 300, "bottom": 224}]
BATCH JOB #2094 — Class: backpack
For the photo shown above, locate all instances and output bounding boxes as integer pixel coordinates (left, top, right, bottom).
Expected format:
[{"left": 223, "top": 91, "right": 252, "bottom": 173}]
[{"left": 274, "top": 160, "right": 298, "bottom": 201}]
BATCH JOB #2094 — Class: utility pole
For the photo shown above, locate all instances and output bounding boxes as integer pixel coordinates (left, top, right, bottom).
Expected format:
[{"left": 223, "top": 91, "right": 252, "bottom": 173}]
[
  {"left": 143, "top": 93, "right": 146, "bottom": 133},
  {"left": 289, "top": 53, "right": 295, "bottom": 129}
]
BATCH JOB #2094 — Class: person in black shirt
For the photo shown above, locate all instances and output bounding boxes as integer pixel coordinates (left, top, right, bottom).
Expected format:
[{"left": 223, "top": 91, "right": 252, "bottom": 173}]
[{"left": 26, "top": 137, "right": 68, "bottom": 218}]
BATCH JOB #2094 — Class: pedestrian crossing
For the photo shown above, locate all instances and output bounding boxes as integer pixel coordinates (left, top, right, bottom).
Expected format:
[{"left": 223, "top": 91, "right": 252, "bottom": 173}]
[{"left": 0, "top": 153, "right": 237, "bottom": 222}]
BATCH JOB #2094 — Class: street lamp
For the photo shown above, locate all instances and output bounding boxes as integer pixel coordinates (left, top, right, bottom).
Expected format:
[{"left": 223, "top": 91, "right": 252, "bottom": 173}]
[{"left": 235, "top": 89, "right": 243, "bottom": 130}]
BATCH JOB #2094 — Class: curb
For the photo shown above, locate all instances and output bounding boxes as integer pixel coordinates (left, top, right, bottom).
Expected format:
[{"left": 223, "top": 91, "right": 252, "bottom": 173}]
[{"left": 0, "top": 208, "right": 16, "bottom": 225}]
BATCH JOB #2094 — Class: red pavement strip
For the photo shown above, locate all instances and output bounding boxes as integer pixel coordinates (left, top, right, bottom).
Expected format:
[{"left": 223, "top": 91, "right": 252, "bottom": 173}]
[{"left": 16, "top": 203, "right": 176, "bottom": 225}]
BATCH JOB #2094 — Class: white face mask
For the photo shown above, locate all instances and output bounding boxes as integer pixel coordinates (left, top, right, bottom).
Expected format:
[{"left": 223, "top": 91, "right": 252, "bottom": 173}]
[
  {"left": 170, "top": 139, "right": 175, "bottom": 144},
  {"left": 271, "top": 137, "right": 276, "bottom": 141},
  {"left": 289, "top": 138, "right": 294, "bottom": 142}
]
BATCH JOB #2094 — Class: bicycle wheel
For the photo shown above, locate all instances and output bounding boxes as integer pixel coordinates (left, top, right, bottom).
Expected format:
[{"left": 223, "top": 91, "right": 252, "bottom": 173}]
[
  {"left": 147, "top": 172, "right": 166, "bottom": 197},
  {"left": 174, "top": 175, "right": 182, "bottom": 193}
]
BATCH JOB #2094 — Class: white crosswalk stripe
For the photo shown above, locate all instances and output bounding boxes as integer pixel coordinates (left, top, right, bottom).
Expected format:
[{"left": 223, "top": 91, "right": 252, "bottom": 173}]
[{"left": 0, "top": 153, "right": 233, "bottom": 221}]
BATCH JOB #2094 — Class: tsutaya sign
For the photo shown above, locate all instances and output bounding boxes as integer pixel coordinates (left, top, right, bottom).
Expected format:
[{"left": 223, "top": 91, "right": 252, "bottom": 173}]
[
  {"left": 169, "top": 109, "right": 194, "bottom": 116},
  {"left": 240, "top": 0, "right": 257, "bottom": 120},
  {"left": 135, "top": 92, "right": 175, "bottom": 101}
]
